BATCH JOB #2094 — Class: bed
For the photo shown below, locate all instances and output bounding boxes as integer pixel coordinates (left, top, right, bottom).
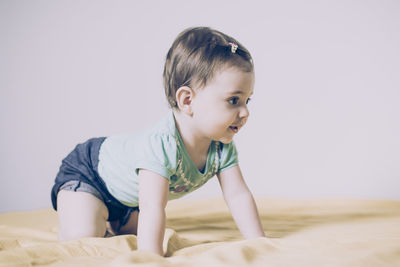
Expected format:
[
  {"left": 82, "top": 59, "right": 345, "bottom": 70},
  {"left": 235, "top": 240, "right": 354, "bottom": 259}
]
[{"left": 1, "top": 198, "right": 399, "bottom": 266}]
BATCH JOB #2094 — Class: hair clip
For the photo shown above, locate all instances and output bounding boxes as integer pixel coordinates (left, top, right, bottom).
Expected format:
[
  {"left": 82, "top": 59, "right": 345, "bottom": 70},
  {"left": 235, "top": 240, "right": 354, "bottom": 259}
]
[{"left": 228, "top": 42, "right": 238, "bottom": 53}]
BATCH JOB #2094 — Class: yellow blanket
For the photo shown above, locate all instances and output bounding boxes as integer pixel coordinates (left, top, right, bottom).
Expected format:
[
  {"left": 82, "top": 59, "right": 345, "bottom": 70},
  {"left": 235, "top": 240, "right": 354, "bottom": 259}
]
[{"left": 1, "top": 198, "right": 399, "bottom": 266}]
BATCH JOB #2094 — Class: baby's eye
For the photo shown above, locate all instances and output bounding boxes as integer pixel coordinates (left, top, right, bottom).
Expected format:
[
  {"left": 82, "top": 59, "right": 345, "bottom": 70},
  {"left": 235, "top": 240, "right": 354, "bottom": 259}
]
[{"left": 228, "top": 97, "right": 239, "bottom": 105}]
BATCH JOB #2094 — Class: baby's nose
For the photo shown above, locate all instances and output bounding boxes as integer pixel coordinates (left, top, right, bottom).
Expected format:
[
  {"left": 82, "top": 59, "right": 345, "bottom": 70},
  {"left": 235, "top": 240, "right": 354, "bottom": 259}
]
[{"left": 239, "top": 105, "right": 250, "bottom": 119}]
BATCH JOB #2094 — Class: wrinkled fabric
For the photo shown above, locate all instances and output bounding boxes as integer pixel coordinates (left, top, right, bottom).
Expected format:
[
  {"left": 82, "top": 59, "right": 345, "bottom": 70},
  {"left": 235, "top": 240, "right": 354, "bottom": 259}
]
[{"left": 1, "top": 198, "right": 400, "bottom": 267}]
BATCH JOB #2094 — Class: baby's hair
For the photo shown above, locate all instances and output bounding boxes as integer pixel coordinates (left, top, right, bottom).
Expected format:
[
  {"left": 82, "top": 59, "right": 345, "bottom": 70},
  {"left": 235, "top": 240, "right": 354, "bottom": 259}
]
[{"left": 163, "top": 27, "right": 254, "bottom": 109}]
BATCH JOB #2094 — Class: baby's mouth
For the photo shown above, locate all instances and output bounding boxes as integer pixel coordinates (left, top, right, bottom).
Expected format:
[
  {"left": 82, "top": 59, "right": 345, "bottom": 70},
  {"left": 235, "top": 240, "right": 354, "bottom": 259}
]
[{"left": 229, "top": 126, "right": 239, "bottom": 133}]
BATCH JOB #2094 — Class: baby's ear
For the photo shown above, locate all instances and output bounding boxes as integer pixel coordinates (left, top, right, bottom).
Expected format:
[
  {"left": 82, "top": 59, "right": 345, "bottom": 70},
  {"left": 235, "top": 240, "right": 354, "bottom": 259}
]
[{"left": 175, "top": 86, "right": 194, "bottom": 116}]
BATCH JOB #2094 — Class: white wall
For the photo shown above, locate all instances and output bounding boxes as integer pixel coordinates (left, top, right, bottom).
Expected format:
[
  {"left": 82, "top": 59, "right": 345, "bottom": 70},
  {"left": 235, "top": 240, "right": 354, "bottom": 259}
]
[{"left": 1, "top": 0, "right": 399, "bottom": 213}]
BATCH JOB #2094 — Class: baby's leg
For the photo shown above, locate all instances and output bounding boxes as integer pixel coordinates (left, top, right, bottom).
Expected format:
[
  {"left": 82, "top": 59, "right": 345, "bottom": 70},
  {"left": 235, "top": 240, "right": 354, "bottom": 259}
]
[
  {"left": 108, "top": 209, "right": 139, "bottom": 235},
  {"left": 57, "top": 190, "right": 109, "bottom": 241},
  {"left": 119, "top": 210, "right": 139, "bottom": 235}
]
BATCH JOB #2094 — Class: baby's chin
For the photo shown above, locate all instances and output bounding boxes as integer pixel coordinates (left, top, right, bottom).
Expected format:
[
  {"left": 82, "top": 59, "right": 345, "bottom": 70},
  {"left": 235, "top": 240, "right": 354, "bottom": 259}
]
[{"left": 216, "top": 136, "right": 234, "bottom": 144}]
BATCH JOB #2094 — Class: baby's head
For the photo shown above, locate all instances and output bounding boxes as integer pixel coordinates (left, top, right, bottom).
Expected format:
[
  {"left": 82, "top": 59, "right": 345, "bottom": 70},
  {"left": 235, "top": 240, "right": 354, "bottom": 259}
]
[{"left": 163, "top": 27, "right": 254, "bottom": 109}]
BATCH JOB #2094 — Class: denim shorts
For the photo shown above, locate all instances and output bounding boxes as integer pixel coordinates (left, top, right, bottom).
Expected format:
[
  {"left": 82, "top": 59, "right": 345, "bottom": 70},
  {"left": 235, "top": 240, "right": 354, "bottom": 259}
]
[
  {"left": 58, "top": 180, "right": 105, "bottom": 202},
  {"left": 51, "top": 137, "right": 139, "bottom": 227}
]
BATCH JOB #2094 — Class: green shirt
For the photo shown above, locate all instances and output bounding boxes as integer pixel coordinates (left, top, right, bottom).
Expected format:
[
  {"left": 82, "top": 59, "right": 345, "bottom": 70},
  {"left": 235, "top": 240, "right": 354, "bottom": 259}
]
[{"left": 98, "top": 111, "right": 238, "bottom": 207}]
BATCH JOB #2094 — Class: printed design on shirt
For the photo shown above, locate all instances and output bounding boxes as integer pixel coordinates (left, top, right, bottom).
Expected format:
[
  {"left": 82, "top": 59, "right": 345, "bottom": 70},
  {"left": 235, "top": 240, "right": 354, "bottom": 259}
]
[
  {"left": 172, "top": 184, "right": 188, "bottom": 193},
  {"left": 169, "top": 138, "right": 220, "bottom": 195}
]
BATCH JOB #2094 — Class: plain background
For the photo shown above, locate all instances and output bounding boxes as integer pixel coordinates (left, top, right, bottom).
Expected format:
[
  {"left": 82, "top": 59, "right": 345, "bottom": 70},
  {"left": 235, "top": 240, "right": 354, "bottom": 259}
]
[{"left": 1, "top": 0, "right": 399, "bottom": 213}]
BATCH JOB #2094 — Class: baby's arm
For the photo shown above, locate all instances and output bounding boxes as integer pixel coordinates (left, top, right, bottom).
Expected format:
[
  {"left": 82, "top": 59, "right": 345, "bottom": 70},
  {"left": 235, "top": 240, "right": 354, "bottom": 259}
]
[
  {"left": 217, "top": 165, "right": 265, "bottom": 239},
  {"left": 137, "top": 169, "right": 169, "bottom": 256}
]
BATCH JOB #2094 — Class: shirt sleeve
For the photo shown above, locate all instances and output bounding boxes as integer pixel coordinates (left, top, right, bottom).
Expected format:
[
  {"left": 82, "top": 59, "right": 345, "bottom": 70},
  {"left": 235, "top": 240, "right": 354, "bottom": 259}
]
[
  {"left": 218, "top": 141, "right": 239, "bottom": 173},
  {"left": 134, "top": 133, "right": 177, "bottom": 180}
]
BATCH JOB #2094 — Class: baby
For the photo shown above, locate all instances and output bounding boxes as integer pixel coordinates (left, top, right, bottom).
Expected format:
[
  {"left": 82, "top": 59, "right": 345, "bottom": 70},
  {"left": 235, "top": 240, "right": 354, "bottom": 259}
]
[{"left": 51, "top": 26, "right": 265, "bottom": 256}]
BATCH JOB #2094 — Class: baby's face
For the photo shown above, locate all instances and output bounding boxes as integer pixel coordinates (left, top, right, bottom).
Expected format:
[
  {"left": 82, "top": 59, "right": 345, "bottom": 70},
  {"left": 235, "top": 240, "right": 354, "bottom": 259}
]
[{"left": 190, "top": 67, "right": 254, "bottom": 144}]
